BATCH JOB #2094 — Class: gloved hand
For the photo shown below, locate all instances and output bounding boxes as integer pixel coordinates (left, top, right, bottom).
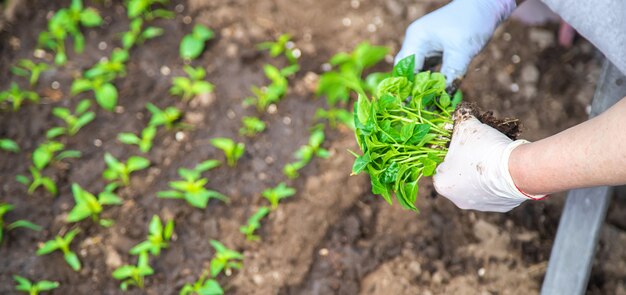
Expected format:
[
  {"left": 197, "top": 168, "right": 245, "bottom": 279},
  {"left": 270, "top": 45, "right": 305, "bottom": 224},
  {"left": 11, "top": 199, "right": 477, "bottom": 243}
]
[
  {"left": 433, "top": 114, "right": 545, "bottom": 212},
  {"left": 395, "top": 0, "right": 516, "bottom": 85}
]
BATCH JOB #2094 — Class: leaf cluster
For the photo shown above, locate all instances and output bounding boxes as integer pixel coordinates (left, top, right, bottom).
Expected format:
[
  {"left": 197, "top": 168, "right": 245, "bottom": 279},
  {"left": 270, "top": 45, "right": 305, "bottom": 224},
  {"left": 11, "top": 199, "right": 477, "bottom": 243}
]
[
  {"left": 210, "top": 138, "right": 245, "bottom": 167},
  {"left": 283, "top": 128, "right": 329, "bottom": 179},
  {"left": 126, "top": 0, "right": 173, "bottom": 20},
  {"left": 13, "top": 275, "right": 59, "bottom": 295},
  {"left": 47, "top": 99, "right": 96, "bottom": 139},
  {"left": 113, "top": 252, "right": 154, "bottom": 290},
  {"left": 180, "top": 24, "right": 214, "bottom": 60},
  {"left": 71, "top": 49, "right": 129, "bottom": 111},
  {"left": 11, "top": 59, "right": 50, "bottom": 86},
  {"left": 239, "top": 206, "right": 270, "bottom": 241},
  {"left": 257, "top": 34, "right": 299, "bottom": 64},
  {"left": 129, "top": 215, "right": 174, "bottom": 256},
  {"left": 146, "top": 102, "right": 182, "bottom": 129},
  {"left": 66, "top": 183, "right": 122, "bottom": 227},
  {"left": 0, "top": 203, "right": 42, "bottom": 244},
  {"left": 118, "top": 126, "right": 157, "bottom": 153},
  {"left": 36, "top": 228, "right": 82, "bottom": 271},
  {"left": 122, "top": 18, "right": 164, "bottom": 50},
  {"left": 262, "top": 183, "right": 295, "bottom": 209},
  {"left": 244, "top": 64, "right": 299, "bottom": 112},
  {"left": 179, "top": 271, "right": 223, "bottom": 295},
  {"left": 157, "top": 160, "right": 227, "bottom": 208},
  {"left": 0, "top": 138, "right": 20, "bottom": 153},
  {"left": 170, "top": 65, "right": 214, "bottom": 101},
  {"left": 209, "top": 240, "right": 243, "bottom": 277},
  {"left": 103, "top": 153, "right": 150, "bottom": 186},
  {"left": 239, "top": 116, "right": 266, "bottom": 137},
  {"left": 0, "top": 82, "right": 40, "bottom": 111}
]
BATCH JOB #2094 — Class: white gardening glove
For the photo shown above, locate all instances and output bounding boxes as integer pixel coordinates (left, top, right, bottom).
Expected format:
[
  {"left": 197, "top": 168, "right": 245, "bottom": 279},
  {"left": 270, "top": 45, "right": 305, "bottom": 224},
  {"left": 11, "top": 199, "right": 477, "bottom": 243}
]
[
  {"left": 395, "top": 0, "right": 517, "bottom": 85},
  {"left": 433, "top": 115, "right": 545, "bottom": 212}
]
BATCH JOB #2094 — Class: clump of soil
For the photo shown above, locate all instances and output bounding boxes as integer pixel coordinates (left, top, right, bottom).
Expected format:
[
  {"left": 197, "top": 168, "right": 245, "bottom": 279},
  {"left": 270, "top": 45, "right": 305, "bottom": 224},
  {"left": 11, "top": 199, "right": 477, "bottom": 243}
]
[{"left": 455, "top": 101, "right": 522, "bottom": 139}]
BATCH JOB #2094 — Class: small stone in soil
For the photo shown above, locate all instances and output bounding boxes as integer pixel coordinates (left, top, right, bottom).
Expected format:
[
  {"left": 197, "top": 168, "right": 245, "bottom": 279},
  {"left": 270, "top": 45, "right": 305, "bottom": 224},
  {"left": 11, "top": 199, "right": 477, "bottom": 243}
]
[
  {"left": 94, "top": 139, "right": 103, "bottom": 147},
  {"left": 351, "top": 0, "right": 360, "bottom": 8},
  {"left": 511, "top": 54, "right": 521, "bottom": 64},
  {"left": 342, "top": 17, "right": 352, "bottom": 27},
  {"left": 98, "top": 41, "right": 107, "bottom": 50},
  {"left": 160, "top": 66, "right": 171, "bottom": 76},
  {"left": 478, "top": 267, "right": 486, "bottom": 277},
  {"left": 51, "top": 81, "right": 60, "bottom": 89},
  {"left": 282, "top": 116, "right": 291, "bottom": 125},
  {"left": 115, "top": 106, "right": 125, "bottom": 114},
  {"left": 175, "top": 132, "right": 185, "bottom": 142},
  {"left": 319, "top": 248, "right": 329, "bottom": 256},
  {"left": 267, "top": 104, "right": 277, "bottom": 114},
  {"left": 227, "top": 109, "right": 236, "bottom": 119},
  {"left": 175, "top": 4, "right": 184, "bottom": 12},
  {"left": 183, "top": 16, "right": 192, "bottom": 24}
]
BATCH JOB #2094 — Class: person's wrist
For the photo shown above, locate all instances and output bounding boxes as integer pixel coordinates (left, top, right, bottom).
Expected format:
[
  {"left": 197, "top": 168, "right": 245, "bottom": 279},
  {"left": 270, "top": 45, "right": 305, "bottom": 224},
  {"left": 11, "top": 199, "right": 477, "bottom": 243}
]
[{"left": 508, "top": 141, "right": 546, "bottom": 198}]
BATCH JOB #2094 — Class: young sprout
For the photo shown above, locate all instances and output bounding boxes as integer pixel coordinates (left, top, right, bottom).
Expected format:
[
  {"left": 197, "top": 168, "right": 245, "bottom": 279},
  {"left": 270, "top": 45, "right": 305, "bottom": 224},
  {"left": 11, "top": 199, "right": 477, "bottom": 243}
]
[
  {"left": 244, "top": 64, "right": 299, "bottom": 112},
  {"left": 126, "top": 0, "right": 174, "bottom": 20},
  {"left": 47, "top": 99, "right": 96, "bottom": 139},
  {"left": 170, "top": 65, "right": 214, "bottom": 101},
  {"left": 83, "top": 48, "right": 129, "bottom": 81},
  {"left": 0, "top": 203, "right": 42, "bottom": 244},
  {"left": 129, "top": 215, "right": 174, "bottom": 256},
  {"left": 179, "top": 270, "right": 224, "bottom": 295},
  {"left": 0, "top": 138, "right": 20, "bottom": 153},
  {"left": 210, "top": 138, "right": 245, "bottom": 167},
  {"left": 179, "top": 24, "right": 214, "bottom": 60},
  {"left": 118, "top": 126, "right": 157, "bottom": 153},
  {"left": 32, "top": 141, "right": 81, "bottom": 170},
  {"left": 262, "top": 183, "right": 295, "bottom": 209},
  {"left": 209, "top": 240, "right": 243, "bottom": 277},
  {"left": 0, "top": 82, "right": 40, "bottom": 111},
  {"left": 71, "top": 49, "right": 128, "bottom": 111},
  {"left": 13, "top": 275, "right": 59, "bottom": 295},
  {"left": 146, "top": 102, "right": 182, "bottom": 129},
  {"left": 112, "top": 252, "right": 154, "bottom": 290},
  {"left": 11, "top": 59, "right": 50, "bottom": 86},
  {"left": 122, "top": 18, "right": 163, "bottom": 50},
  {"left": 66, "top": 183, "right": 122, "bottom": 227},
  {"left": 157, "top": 160, "right": 227, "bottom": 209},
  {"left": 239, "top": 206, "right": 270, "bottom": 241},
  {"left": 283, "top": 128, "right": 330, "bottom": 179},
  {"left": 239, "top": 116, "right": 266, "bottom": 137},
  {"left": 257, "top": 33, "right": 299, "bottom": 64},
  {"left": 314, "top": 108, "right": 354, "bottom": 130},
  {"left": 16, "top": 167, "right": 58, "bottom": 196},
  {"left": 36, "top": 228, "right": 82, "bottom": 271},
  {"left": 103, "top": 153, "right": 150, "bottom": 186}
]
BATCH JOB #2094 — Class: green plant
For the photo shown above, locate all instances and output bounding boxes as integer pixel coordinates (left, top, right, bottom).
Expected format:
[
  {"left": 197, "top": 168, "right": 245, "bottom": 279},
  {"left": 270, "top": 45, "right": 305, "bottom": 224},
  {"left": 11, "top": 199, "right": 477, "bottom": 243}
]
[
  {"left": 37, "top": 0, "right": 102, "bottom": 65},
  {"left": 210, "top": 138, "right": 245, "bottom": 167},
  {"left": 118, "top": 126, "right": 157, "bottom": 153},
  {"left": 146, "top": 103, "right": 182, "bottom": 129},
  {"left": 180, "top": 24, "right": 214, "bottom": 60},
  {"left": 47, "top": 99, "right": 96, "bottom": 138},
  {"left": 16, "top": 167, "right": 57, "bottom": 196},
  {"left": 244, "top": 64, "right": 299, "bottom": 112},
  {"left": 157, "top": 160, "right": 227, "bottom": 208},
  {"left": 239, "top": 206, "right": 270, "bottom": 241},
  {"left": 209, "top": 240, "right": 243, "bottom": 277},
  {"left": 0, "top": 82, "right": 40, "bottom": 111},
  {"left": 103, "top": 153, "right": 150, "bottom": 186},
  {"left": 32, "top": 141, "right": 81, "bottom": 170},
  {"left": 126, "top": 0, "right": 173, "bottom": 20},
  {"left": 239, "top": 116, "right": 266, "bottom": 137},
  {"left": 130, "top": 215, "right": 174, "bottom": 256},
  {"left": 257, "top": 33, "right": 299, "bottom": 64},
  {"left": 11, "top": 59, "right": 50, "bottom": 86},
  {"left": 315, "top": 108, "right": 354, "bottom": 129},
  {"left": 179, "top": 270, "right": 223, "bottom": 295},
  {"left": 262, "top": 183, "right": 295, "bottom": 209},
  {"left": 13, "top": 275, "right": 59, "bottom": 295},
  {"left": 36, "top": 228, "right": 81, "bottom": 271},
  {"left": 71, "top": 49, "right": 129, "bottom": 111},
  {"left": 0, "top": 138, "right": 20, "bottom": 153},
  {"left": 121, "top": 18, "right": 164, "bottom": 49},
  {"left": 283, "top": 128, "right": 329, "bottom": 179},
  {"left": 112, "top": 252, "right": 154, "bottom": 290},
  {"left": 0, "top": 203, "right": 42, "bottom": 244},
  {"left": 351, "top": 55, "right": 462, "bottom": 211},
  {"left": 170, "top": 65, "right": 214, "bottom": 101},
  {"left": 66, "top": 183, "right": 121, "bottom": 227}
]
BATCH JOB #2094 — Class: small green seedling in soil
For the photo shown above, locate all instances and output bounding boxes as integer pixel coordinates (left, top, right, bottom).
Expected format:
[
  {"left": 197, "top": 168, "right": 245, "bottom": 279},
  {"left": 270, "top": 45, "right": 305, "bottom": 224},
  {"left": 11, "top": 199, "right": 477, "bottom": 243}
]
[
  {"left": 0, "top": 203, "right": 42, "bottom": 244},
  {"left": 146, "top": 103, "right": 182, "bottom": 129},
  {"left": 170, "top": 65, "right": 214, "bottom": 101},
  {"left": 283, "top": 128, "right": 330, "bottom": 179},
  {"left": 239, "top": 116, "right": 266, "bottom": 137},
  {"left": 122, "top": 19, "right": 163, "bottom": 49},
  {"left": 71, "top": 49, "right": 128, "bottom": 111},
  {"left": 209, "top": 240, "right": 243, "bottom": 277},
  {"left": 11, "top": 59, "right": 50, "bottom": 86},
  {"left": 36, "top": 228, "right": 82, "bottom": 271},
  {"left": 31, "top": 141, "right": 81, "bottom": 170},
  {"left": 210, "top": 137, "right": 245, "bottom": 167},
  {"left": 158, "top": 160, "right": 227, "bottom": 209},
  {"left": 118, "top": 126, "right": 157, "bottom": 153},
  {"left": 37, "top": 0, "right": 102, "bottom": 65},
  {"left": 315, "top": 108, "right": 354, "bottom": 130},
  {"left": 239, "top": 206, "right": 270, "bottom": 241},
  {"left": 244, "top": 64, "right": 299, "bottom": 112},
  {"left": 129, "top": 215, "right": 174, "bottom": 256},
  {"left": 103, "top": 153, "right": 150, "bottom": 186},
  {"left": 16, "top": 167, "right": 58, "bottom": 196},
  {"left": 66, "top": 183, "right": 122, "bottom": 227},
  {"left": 13, "top": 275, "right": 59, "bottom": 295},
  {"left": 257, "top": 33, "right": 299, "bottom": 64},
  {"left": 112, "top": 252, "right": 154, "bottom": 290},
  {"left": 0, "top": 138, "right": 20, "bottom": 153},
  {"left": 179, "top": 270, "right": 224, "bottom": 295},
  {"left": 126, "top": 0, "right": 173, "bottom": 20},
  {"left": 47, "top": 99, "right": 96, "bottom": 139},
  {"left": 180, "top": 24, "right": 214, "bottom": 60},
  {"left": 262, "top": 183, "right": 296, "bottom": 209},
  {"left": 0, "top": 82, "right": 40, "bottom": 111}
]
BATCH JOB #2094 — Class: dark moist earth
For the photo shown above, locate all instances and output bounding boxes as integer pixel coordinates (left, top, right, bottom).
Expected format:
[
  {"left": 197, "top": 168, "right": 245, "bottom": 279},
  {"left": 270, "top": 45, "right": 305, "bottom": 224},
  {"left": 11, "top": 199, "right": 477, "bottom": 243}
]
[{"left": 1, "top": 0, "right": 625, "bottom": 294}]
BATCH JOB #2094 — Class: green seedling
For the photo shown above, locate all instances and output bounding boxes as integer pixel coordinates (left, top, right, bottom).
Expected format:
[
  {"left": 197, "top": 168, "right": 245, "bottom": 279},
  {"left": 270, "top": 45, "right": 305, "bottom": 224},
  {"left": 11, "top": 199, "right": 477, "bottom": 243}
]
[
  {"left": 239, "top": 206, "right": 270, "bottom": 241},
  {"left": 31, "top": 141, "right": 81, "bottom": 170},
  {"left": 37, "top": 0, "right": 102, "bottom": 65},
  {"left": 157, "top": 160, "right": 227, "bottom": 208},
  {"left": 16, "top": 167, "right": 57, "bottom": 196},
  {"left": 103, "top": 153, "right": 150, "bottom": 186},
  {"left": 36, "top": 228, "right": 81, "bottom": 271},
  {"left": 179, "top": 270, "right": 223, "bottom": 295},
  {"left": 146, "top": 103, "right": 182, "bottom": 129},
  {"left": 11, "top": 59, "right": 50, "bottom": 86},
  {"left": 71, "top": 49, "right": 129, "bottom": 111},
  {"left": 130, "top": 215, "right": 174, "bottom": 256},
  {"left": 210, "top": 138, "right": 245, "bottom": 167},
  {"left": 257, "top": 33, "right": 299, "bottom": 64},
  {"left": 0, "top": 138, "right": 20, "bottom": 153},
  {"left": 262, "top": 183, "right": 295, "bottom": 209},
  {"left": 315, "top": 108, "right": 354, "bottom": 130},
  {"left": 13, "top": 275, "right": 59, "bottom": 295},
  {"left": 126, "top": 0, "right": 173, "bottom": 20},
  {"left": 209, "top": 240, "right": 243, "bottom": 277},
  {"left": 351, "top": 54, "right": 462, "bottom": 211},
  {"left": 170, "top": 65, "right": 214, "bottom": 101},
  {"left": 0, "top": 203, "right": 42, "bottom": 244},
  {"left": 118, "top": 126, "right": 157, "bottom": 153},
  {"left": 283, "top": 128, "right": 330, "bottom": 179},
  {"left": 244, "top": 64, "right": 299, "bottom": 112},
  {"left": 113, "top": 252, "right": 154, "bottom": 290},
  {"left": 317, "top": 42, "right": 389, "bottom": 106},
  {"left": 180, "top": 24, "right": 214, "bottom": 60},
  {"left": 66, "top": 183, "right": 121, "bottom": 227},
  {"left": 0, "top": 82, "right": 40, "bottom": 111},
  {"left": 239, "top": 116, "right": 266, "bottom": 137},
  {"left": 122, "top": 18, "right": 163, "bottom": 50},
  {"left": 47, "top": 99, "right": 96, "bottom": 139}
]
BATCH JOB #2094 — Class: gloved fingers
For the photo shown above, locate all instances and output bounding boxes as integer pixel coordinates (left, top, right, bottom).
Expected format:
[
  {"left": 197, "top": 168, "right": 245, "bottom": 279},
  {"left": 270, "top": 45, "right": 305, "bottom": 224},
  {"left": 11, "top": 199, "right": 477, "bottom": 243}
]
[{"left": 440, "top": 47, "right": 473, "bottom": 86}]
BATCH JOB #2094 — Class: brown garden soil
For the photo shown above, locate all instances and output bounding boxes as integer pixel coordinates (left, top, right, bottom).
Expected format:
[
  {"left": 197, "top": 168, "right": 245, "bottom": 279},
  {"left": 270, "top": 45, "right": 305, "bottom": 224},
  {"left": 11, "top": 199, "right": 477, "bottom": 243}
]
[{"left": 1, "top": 0, "right": 625, "bottom": 294}]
